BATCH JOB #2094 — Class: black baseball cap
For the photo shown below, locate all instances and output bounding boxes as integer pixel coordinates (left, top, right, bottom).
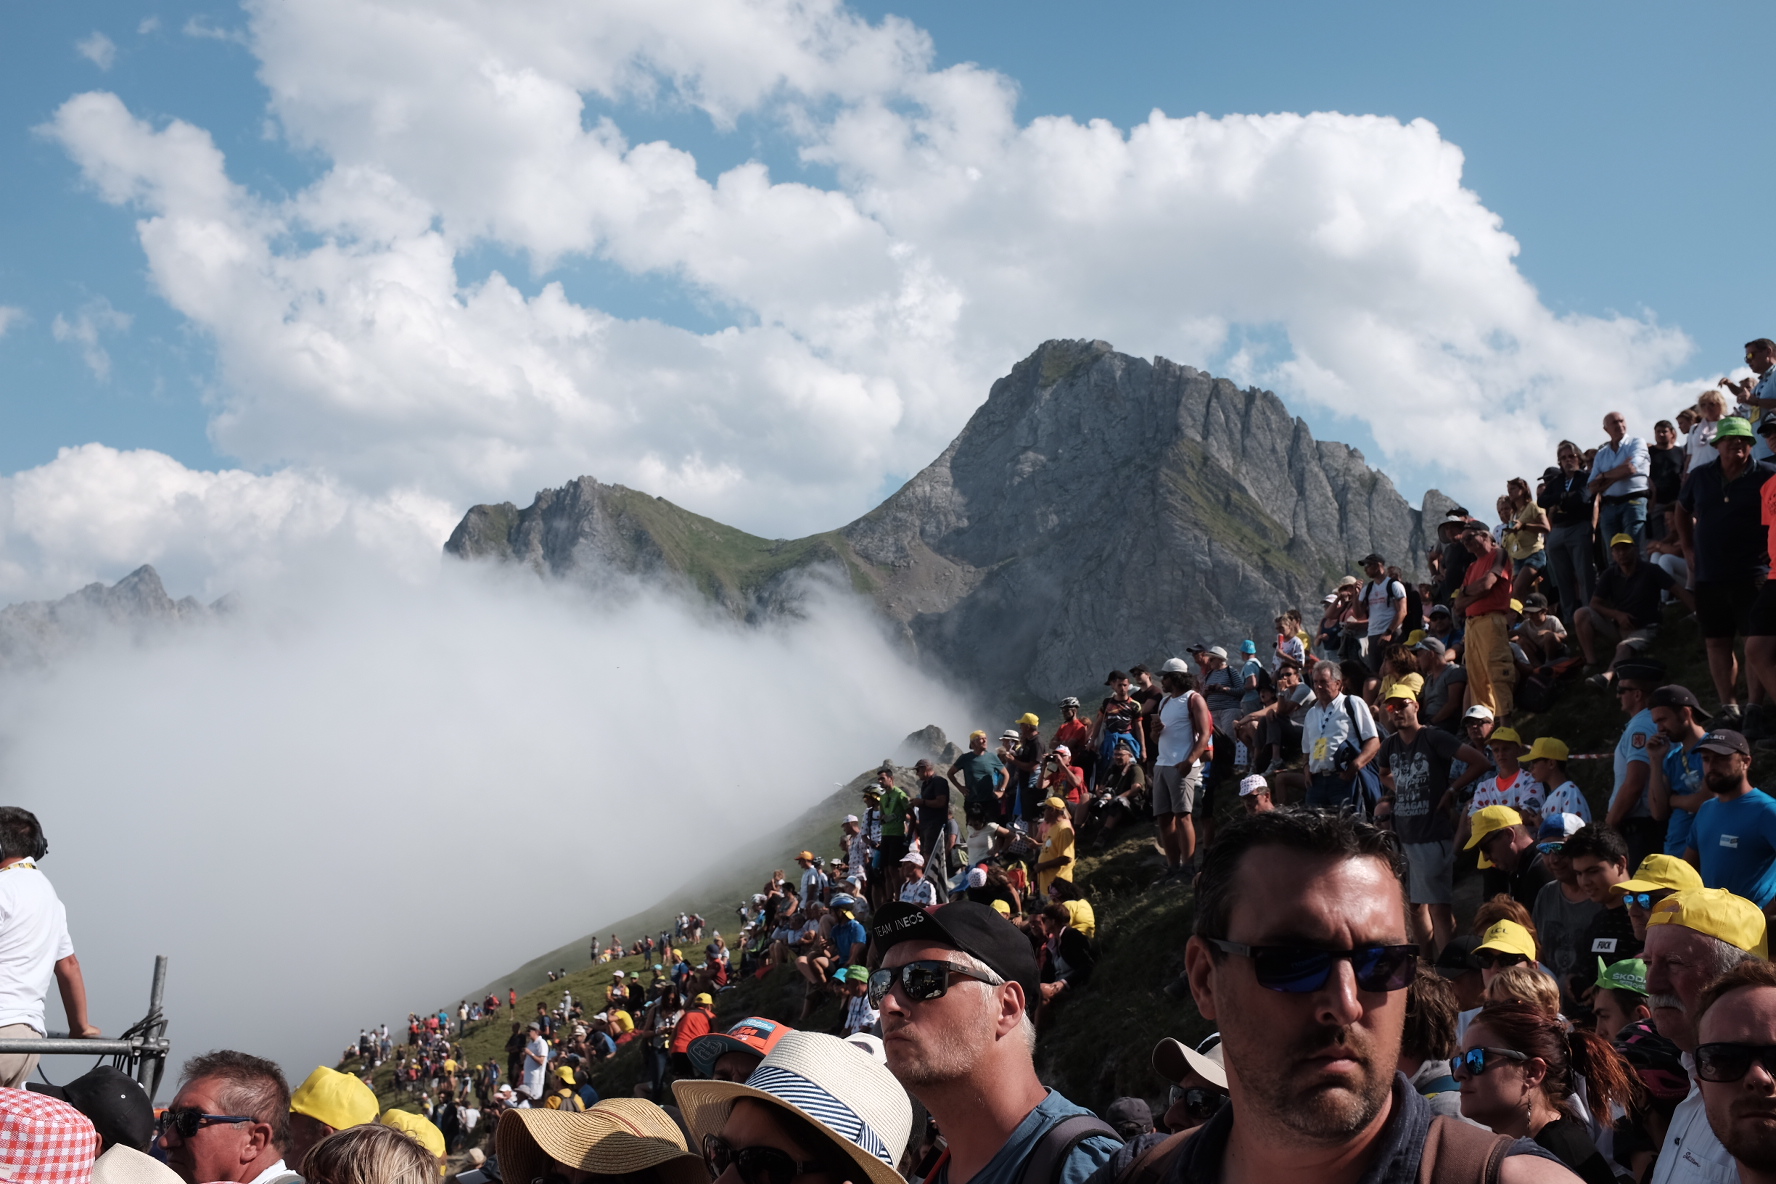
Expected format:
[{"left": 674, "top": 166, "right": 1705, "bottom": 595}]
[
  {"left": 1360, "top": 553, "right": 1385, "bottom": 566},
  {"left": 1649, "top": 685, "right": 1710, "bottom": 720},
  {"left": 869, "top": 900, "right": 1040, "bottom": 1009},
  {"left": 1760, "top": 412, "right": 1776, "bottom": 438},
  {"left": 28, "top": 1066, "right": 154, "bottom": 1151},
  {"left": 1432, "top": 935, "right": 1481, "bottom": 979},
  {"left": 1697, "top": 729, "right": 1750, "bottom": 757}
]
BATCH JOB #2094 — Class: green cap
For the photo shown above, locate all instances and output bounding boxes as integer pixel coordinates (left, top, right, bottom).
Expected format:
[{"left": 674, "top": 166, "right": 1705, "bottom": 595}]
[
  {"left": 1714, "top": 416, "right": 1755, "bottom": 442},
  {"left": 844, "top": 965, "right": 870, "bottom": 984},
  {"left": 1596, "top": 956, "right": 1648, "bottom": 996}
]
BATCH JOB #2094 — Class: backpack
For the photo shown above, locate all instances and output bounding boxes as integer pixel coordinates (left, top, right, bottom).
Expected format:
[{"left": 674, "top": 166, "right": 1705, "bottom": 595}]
[
  {"left": 1337, "top": 697, "right": 1385, "bottom": 815},
  {"left": 1111, "top": 1114, "right": 1511, "bottom": 1184},
  {"left": 1013, "top": 1114, "right": 1121, "bottom": 1184}
]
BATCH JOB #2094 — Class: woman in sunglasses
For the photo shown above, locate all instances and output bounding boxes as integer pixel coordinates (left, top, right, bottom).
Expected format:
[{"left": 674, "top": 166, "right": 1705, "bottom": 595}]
[
  {"left": 497, "top": 1097, "right": 707, "bottom": 1184},
  {"left": 1455, "top": 1001, "right": 1643, "bottom": 1184},
  {"left": 675, "top": 1031, "right": 913, "bottom": 1184}
]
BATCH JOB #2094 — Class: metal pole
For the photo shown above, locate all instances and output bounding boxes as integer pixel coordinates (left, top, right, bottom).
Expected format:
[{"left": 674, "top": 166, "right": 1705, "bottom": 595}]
[{"left": 143, "top": 955, "right": 168, "bottom": 1102}]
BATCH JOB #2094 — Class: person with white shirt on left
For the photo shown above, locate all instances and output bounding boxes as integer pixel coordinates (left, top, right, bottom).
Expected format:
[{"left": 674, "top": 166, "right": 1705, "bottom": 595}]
[{"left": 0, "top": 806, "right": 98, "bottom": 1090}]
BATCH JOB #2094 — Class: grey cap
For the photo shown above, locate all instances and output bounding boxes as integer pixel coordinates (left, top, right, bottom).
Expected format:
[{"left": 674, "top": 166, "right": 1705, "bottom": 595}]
[{"left": 1413, "top": 637, "right": 1447, "bottom": 656}]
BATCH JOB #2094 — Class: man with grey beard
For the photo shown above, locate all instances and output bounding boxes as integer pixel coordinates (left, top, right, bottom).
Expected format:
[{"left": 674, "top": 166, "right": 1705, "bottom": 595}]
[
  {"left": 1155, "top": 809, "right": 1574, "bottom": 1182},
  {"left": 1641, "top": 887, "right": 1766, "bottom": 1184},
  {"left": 869, "top": 901, "right": 1119, "bottom": 1184}
]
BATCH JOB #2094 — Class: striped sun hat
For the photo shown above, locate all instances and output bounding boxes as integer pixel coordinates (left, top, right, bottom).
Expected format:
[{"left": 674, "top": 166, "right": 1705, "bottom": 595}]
[
  {"left": 673, "top": 1032, "right": 912, "bottom": 1184},
  {"left": 0, "top": 1088, "right": 101, "bottom": 1184}
]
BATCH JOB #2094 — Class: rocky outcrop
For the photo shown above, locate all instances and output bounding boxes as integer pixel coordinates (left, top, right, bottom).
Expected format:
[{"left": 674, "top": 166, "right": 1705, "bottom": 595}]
[
  {"left": 447, "top": 340, "right": 1454, "bottom": 700},
  {"left": 0, "top": 565, "right": 224, "bottom": 670}
]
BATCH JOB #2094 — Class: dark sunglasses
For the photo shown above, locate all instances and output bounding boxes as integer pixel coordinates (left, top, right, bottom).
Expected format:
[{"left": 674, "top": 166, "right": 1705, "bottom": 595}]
[
  {"left": 1696, "top": 1043, "right": 1776, "bottom": 1083},
  {"left": 1165, "top": 1085, "right": 1227, "bottom": 1124},
  {"left": 703, "top": 1134, "right": 831, "bottom": 1184},
  {"left": 155, "top": 1108, "right": 259, "bottom": 1139},
  {"left": 1204, "top": 939, "right": 1418, "bottom": 993},
  {"left": 1471, "top": 951, "right": 1526, "bottom": 971},
  {"left": 1452, "top": 1047, "right": 1529, "bottom": 1079},
  {"left": 867, "top": 960, "right": 995, "bottom": 1009}
]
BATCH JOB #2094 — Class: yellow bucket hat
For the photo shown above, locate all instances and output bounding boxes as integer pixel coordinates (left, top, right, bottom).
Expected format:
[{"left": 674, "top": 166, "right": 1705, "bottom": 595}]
[
  {"left": 1615, "top": 854, "right": 1705, "bottom": 896},
  {"left": 497, "top": 1099, "right": 704, "bottom": 1184},
  {"left": 1463, "top": 806, "right": 1523, "bottom": 868},
  {"left": 290, "top": 1067, "right": 378, "bottom": 1132},
  {"left": 1647, "top": 888, "right": 1769, "bottom": 958},
  {"left": 380, "top": 1108, "right": 446, "bottom": 1166}
]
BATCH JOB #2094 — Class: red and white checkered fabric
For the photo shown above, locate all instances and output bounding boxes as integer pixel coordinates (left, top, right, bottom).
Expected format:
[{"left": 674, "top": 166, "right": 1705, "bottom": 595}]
[{"left": 0, "top": 1088, "right": 100, "bottom": 1184}]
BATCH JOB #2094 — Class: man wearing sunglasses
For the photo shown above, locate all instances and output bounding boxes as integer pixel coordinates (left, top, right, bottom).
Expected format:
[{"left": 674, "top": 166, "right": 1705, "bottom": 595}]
[
  {"left": 1178, "top": 809, "right": 1570, "bottom": 1182},
  {"left": 1642, "top": 887, "right": 1767, "bottom": 1184},
  {"left": 158, "top": 1050, "right": 297, "bottom": 1184},
  {"left": 869, "top": 900, "right": 1119, "bottom": 1184},
  {"left": 1693, "top": 958, "right": 1776, "bottom": 1184}
]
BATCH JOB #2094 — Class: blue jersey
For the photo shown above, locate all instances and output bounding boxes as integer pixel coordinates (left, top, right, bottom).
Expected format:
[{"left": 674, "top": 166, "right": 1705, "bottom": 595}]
[
  {"left": 1690, "top": 789, "right": 1776, "bottom": 907},
  {"left": 1613, "top": 710, "right": 1658, "bottom": 818},
  {"left": 1661, "top": 743, "right": 1707, "bottom": 856}
]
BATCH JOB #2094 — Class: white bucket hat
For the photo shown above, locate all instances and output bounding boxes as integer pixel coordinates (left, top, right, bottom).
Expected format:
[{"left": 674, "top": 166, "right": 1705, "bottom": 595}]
[{"left": 674, "top": 1032, "right": 913, "bottom": 1184}]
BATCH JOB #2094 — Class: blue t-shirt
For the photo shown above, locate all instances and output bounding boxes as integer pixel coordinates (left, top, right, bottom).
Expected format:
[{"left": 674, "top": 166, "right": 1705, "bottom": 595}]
[
  {"left": 1690, "top": 789, "right": 1776, "bottom": 907},
  {"left": 1613, "top": 710, "right": 1657, "bottom": 819},
  {"left": 1238, "top": 658, "right": 1266, "bottom": 713},
  {"left": 933, "top": 1089, "right": 1119, "bottom": 1184},
  {"left": 829, "top": 919, "right": 868, "bottom": 959},
  {"left": 1661, "top": 743, "right": 1707, "bottom": 856}
]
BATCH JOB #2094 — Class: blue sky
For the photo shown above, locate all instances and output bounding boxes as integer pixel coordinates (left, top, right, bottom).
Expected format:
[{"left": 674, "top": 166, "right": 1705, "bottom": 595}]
[{"left": 0, "top": 0, "right": 1771, "bottom": 595}]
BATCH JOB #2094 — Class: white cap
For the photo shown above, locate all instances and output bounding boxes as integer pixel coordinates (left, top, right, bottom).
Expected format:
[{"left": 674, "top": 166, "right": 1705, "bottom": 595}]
[
  {"left": 1053, "top": 744, "right": 1071, "bottom": 759},
  {"left": 1322, "top": 593, "right": 1337, "bottom": 604},
  {"left": 900, "top": 852, "right": 925, "bottom": 866},
  {"left": 1238, "top": 775, "right": 1270, "bottom": 797},
  {"left": 1463, "top": 704, "right": 1496, "bottom": 722},
  {"left": 1208, "top": 645, "right": 1229, "bottom": 660},
  {"left": 967, "top": 867, "right": 988, "bottom": 889},
  {"left": 1159, "top": 657, "right": 1191, "bottom": 673},
  {"left": 843, "top": 814, "right": 859, "bottom": 824},
  {"left": 612, "top": 970, "right": 625, "bottom": 977}
]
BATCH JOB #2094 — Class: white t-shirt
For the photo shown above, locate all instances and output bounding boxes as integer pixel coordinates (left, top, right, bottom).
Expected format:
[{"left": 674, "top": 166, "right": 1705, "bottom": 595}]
[
  {"left": 1154, "top": 692, "right": 1198, "bottom": 767},
  {"left": 1469, "top": 770, "right": 1543, "bottom": 816},
  {"left": 520, "top": 1036, "right": 548, "bottom": 1098},
  {"left": 1303, "top": 695, "right": 1380, "bottom": 775},
  {"left": 1363, "top": 579, "right": 1405, "bottom": 637},
  {"left": 1686, "top": 419, "right": 1721, "bottom": 473},
  {"left": 1541, "top": 780, "right": 1594, "bottom": 824},
  {"left": 0, "top": 863, "right": 74, "bottom": 1034}
]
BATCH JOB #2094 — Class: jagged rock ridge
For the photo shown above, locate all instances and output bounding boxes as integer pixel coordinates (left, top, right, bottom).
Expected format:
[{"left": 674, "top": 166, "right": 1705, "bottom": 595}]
[
  {"left": 446, "top": 340, "right": 1456, "bottom": 699},
  {"left": 0, "top": 565, "right": 227, "bottom": 670}
]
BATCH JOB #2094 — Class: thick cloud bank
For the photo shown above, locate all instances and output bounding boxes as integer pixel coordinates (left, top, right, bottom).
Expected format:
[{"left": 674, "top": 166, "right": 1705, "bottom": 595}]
[
  {"left": 7, "top": 0, "right": 1709, "bottom": 599},
  {"left": 0, "top": 560, "right": 965, "bottom": 1078}
]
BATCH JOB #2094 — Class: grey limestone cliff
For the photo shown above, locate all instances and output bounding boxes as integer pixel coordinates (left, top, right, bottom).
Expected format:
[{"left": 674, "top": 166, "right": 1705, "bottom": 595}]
[
  {"left": 447, "top": 339, "right": 1455, "bottom": 700},
  {"left": 0, "top": 565, "right": 224, "bottom": 670}
]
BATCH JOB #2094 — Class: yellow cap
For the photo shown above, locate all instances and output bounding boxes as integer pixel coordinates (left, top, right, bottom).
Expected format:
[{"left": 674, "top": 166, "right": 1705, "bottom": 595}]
[
  {"left": 290, "top": 1066, "right": 379, "bottom": 1132},
  {"left": 1017, "top": 713, "right": 1040, "bottom": 728},
  {"left": 1463, "top": 805, "right": 1523, "bottom": 868},
  {"left": 1647, "top": 888, "right": 1769, "bottom": 958},
  {"left": 1615, "top": 854, "right": 1705, "bottom": 896},
  {"left": 1523, "top": 737, "right": 1569, "bottom": 763},
  {"left": 1043, "top": 796, "right": 1068, "bottom": 811},
  {"left": 1382, "top": 684, "right": 1418, "bottom": 702},
  {"left": 380, "top": 1108, "right": 447, "bottom": 1163},
  {"left": 1489, "top": 727, "right": 1524, "bottom": 748},
  {"left": 969, "top": 730, "right": 986, "bottom": 741},
  {"left": 1508, "top": 599, "right": 1523, "bottom": 614},
  {"left": 1609, "top": 533, "right": 1636, "bottom": 548},
  {"left": 1475, "top": 919, "right": 1538, "bottom": 961},
  {"left": 988, "top": 899, "right": 1011, "bottom": 917},
  {"left": 556, "top": 1066, "right": 576, "bottom": 1085},
  {"left": 693, "top": 992, "right": 713, "bottom": 1005},
  {"left": 1405, "top": 629, "right": 1426, "bottom": 646}
]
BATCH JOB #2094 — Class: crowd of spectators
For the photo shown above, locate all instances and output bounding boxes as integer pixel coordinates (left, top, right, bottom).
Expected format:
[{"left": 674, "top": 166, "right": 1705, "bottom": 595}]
[{"left": 13, "top": 346, "right": 1776, "bottom": 1184}]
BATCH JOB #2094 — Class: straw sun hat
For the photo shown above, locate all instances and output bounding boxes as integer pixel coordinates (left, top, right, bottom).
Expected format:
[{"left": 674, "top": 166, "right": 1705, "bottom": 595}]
[
  {"left": 673, "top": 1031, "right": 912, "bottom": 1184},
  {"left": 495, "top": 1098, "right": 704, "bottom": 1184}
]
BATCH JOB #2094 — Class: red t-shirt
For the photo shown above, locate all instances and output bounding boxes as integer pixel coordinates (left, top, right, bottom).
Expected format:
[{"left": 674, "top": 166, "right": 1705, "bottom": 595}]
[
  {"left": 1764, "top": 475, "right": 1776, "bottom": 568},
  {"left": 1462, "top": 547, "right": 1514, "bottom": 617},
  {"left": 671, "top": 1007, "right": 715, "bottom": 1054},
  {"left": 1053, "top": 718, "right": 1091, "bottom": 755}
]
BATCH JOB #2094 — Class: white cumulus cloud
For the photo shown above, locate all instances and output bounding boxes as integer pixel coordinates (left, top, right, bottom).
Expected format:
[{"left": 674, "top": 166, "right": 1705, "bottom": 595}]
[
  {"left": 49, "top": 297, "right": 132, "bottom": 381},
  {"left": 22, "top": 0, "right": 1708, "bottom": 599}
]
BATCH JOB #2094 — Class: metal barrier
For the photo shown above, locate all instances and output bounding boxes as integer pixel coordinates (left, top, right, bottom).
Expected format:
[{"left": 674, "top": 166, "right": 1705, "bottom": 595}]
[{"left": 0, "top": 955, "right": 170, "bottom": 1101}]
